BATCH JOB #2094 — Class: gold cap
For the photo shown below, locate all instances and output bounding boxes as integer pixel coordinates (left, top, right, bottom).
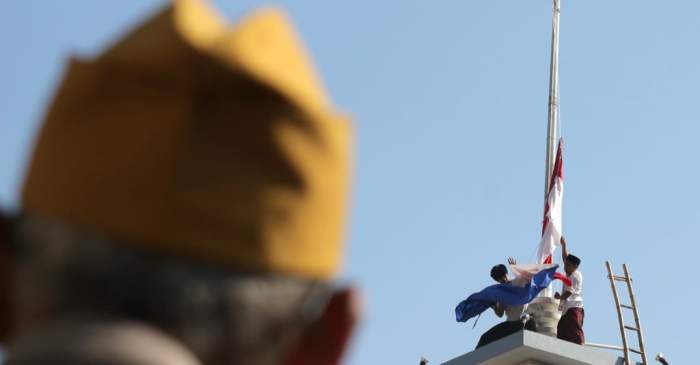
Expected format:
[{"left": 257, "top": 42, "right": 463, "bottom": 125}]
[{"left": 22, "top": 0, "right": 352, "bottom": 279}]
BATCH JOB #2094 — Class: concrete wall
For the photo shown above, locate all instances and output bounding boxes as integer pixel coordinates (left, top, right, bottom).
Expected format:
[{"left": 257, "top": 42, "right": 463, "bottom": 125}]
[
  {"left": 527, "top": 297, "right": 561, "bottom": 337},
  {"left": 440, "top": 330, "right": 624, "bottom": 365}
]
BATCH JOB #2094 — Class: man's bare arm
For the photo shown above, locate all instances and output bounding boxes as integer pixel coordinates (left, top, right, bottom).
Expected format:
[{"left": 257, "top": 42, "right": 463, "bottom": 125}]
[
  {"left": 560, "top": 291, "right": 572, "bottom": 301},
  {"left": 560, "top": 236, "right": 569, "bottom": 263},
  {"left": 554, "top": 290, "right": 572, "bottom": 301}
]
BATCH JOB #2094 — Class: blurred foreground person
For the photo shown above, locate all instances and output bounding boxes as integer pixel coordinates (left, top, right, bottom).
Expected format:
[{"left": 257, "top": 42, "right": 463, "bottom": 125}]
[{"left": 0, "top": 1, "right": 356, "bottom": 364}]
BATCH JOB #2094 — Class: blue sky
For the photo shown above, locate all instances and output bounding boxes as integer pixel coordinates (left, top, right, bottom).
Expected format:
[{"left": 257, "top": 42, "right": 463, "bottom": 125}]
[{"left": 2, "top": 1, "right": 699, "bottom": 364}]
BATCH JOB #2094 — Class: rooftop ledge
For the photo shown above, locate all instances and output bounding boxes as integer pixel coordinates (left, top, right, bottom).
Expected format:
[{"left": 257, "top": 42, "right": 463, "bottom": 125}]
[{"left": 441, "top": 330, "right": 629, "bottom": 365}]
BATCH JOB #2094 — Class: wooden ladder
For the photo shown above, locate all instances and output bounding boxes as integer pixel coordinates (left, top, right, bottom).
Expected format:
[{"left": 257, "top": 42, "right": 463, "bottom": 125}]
[{"left": 606, "top": 261, "right": 648, "bottom": 365}]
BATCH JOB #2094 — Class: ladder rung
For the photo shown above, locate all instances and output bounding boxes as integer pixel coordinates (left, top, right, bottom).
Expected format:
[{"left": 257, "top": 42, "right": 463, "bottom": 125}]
[
  {"left": 620, "top": 304, "right": 634, "bottom": 310},
  {"left": 624, "top": 325, "right": 639, "bottom": 332},
  {"left": 630, "top": 348, "right": 643, "bottom": 355},
  {"left": 585, "top": 342, "right": 624, "bottom": 351},
  {"left": 609, "top": 275, "right": 630, "bottom": 282}
]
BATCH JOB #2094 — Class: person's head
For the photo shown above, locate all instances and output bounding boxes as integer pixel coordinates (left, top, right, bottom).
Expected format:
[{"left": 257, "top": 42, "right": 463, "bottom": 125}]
[
  {"left": 1, "top": 2, "right": 356, "bottom": 365},
  {"left": 490, "top": 264, "right": 508, "bottom": 284},
  {"left": 564, "top": 254, "right": 581, "bottom": 275},
  {"left": 3, "top": 216, "right": 359, "bottom": 365}
]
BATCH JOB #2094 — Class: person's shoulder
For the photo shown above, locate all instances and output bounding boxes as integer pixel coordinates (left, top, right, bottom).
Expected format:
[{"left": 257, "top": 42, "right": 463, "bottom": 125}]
[
  {"left": 6, "top": 321, "right": 202, "bottom": 365},
  {"left": 573, "top": 270, "right": 583, "bottom": 280},
  {"left": 512, "top": 277, "right": 529, "bottom": 286}
]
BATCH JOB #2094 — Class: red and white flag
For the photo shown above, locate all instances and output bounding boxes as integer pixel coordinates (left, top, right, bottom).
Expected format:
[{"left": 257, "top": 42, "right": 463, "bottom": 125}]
[{"left": 537, "top": 139, "right": 564, "bottom": 264}]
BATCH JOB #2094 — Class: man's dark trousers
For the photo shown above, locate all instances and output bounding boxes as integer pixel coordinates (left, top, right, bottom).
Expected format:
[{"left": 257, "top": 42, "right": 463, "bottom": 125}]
[
  {"left": 557, "top": 308, "right": 585, "bottom": 344},
  {"left": 476, "top": 319, "right": 537, "bottom": 349}
]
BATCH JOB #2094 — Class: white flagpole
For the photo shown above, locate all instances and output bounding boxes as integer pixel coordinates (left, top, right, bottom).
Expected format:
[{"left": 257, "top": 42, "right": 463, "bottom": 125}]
[
  {"left": 528, "top": 0, "right": 564, "bottom": 338},
  {"left": 541, "top": 0, "right": 561, "bottom": 300},
  {"left": 544, "top": 0, "right": 561, "bottom": 197}
]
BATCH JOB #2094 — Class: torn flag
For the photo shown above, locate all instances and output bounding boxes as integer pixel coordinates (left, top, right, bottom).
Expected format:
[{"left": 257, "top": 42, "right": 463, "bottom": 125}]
[
  {"left": 455, "top": 265, "right": 561, "bottom": 323},
  {"left": 537, "top": 139, "right": 564, "bottom": 265},
  {"left": 509, "top": 263, "right": 572, "bottom": 287}
]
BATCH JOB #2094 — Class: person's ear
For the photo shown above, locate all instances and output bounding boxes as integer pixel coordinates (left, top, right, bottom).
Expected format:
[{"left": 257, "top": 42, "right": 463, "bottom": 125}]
[
  {"left": 0, "top": 210, "right": 14, "bottom": 343},
  {"left": 282, "top": 286, "right": 361, "bottom": 365}
]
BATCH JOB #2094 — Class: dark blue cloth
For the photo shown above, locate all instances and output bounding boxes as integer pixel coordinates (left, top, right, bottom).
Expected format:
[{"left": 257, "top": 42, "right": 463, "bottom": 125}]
[{"left": 455, "top": 265, "right": 559, "bottom": 323}]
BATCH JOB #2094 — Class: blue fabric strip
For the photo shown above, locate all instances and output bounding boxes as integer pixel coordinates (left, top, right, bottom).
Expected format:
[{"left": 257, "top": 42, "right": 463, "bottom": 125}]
[{"left": 455, "top": 265, "right": 559, "bottom": 323}]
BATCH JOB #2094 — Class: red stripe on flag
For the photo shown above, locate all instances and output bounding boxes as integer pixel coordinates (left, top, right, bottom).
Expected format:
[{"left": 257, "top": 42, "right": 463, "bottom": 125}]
[{"left": 554, "top": 272, "right": 572, "bottom": 287}]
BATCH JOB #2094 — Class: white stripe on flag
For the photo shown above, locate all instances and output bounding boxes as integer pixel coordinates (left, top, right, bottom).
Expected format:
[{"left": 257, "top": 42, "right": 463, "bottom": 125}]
[{"left": 537, "top": 139, "right": 564, "bottom": 265}]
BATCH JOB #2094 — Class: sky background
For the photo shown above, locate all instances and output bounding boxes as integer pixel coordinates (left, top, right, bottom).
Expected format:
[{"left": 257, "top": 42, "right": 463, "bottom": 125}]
[{"left": 2, "top": 1, "right": 699, "bottom": 364}]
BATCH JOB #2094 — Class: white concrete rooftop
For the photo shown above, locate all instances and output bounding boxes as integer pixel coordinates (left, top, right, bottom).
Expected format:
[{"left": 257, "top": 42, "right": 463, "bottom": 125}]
[{"left": 440, "top": 330, "right": 627, "bottom": 365}]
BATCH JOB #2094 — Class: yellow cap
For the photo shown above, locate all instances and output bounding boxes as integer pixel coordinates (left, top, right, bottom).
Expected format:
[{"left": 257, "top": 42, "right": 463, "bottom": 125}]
[{"left": 21, "top": 0, "right": 352, "bottom": 280}]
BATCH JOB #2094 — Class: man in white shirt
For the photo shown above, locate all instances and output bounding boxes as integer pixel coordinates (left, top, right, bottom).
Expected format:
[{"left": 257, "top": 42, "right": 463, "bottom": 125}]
[
  {"left": 475, "top": 260, "right": 537, "bottom": 348},
  {"left": 555, "top": 236, "right": 585, "bottom": 344}
]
